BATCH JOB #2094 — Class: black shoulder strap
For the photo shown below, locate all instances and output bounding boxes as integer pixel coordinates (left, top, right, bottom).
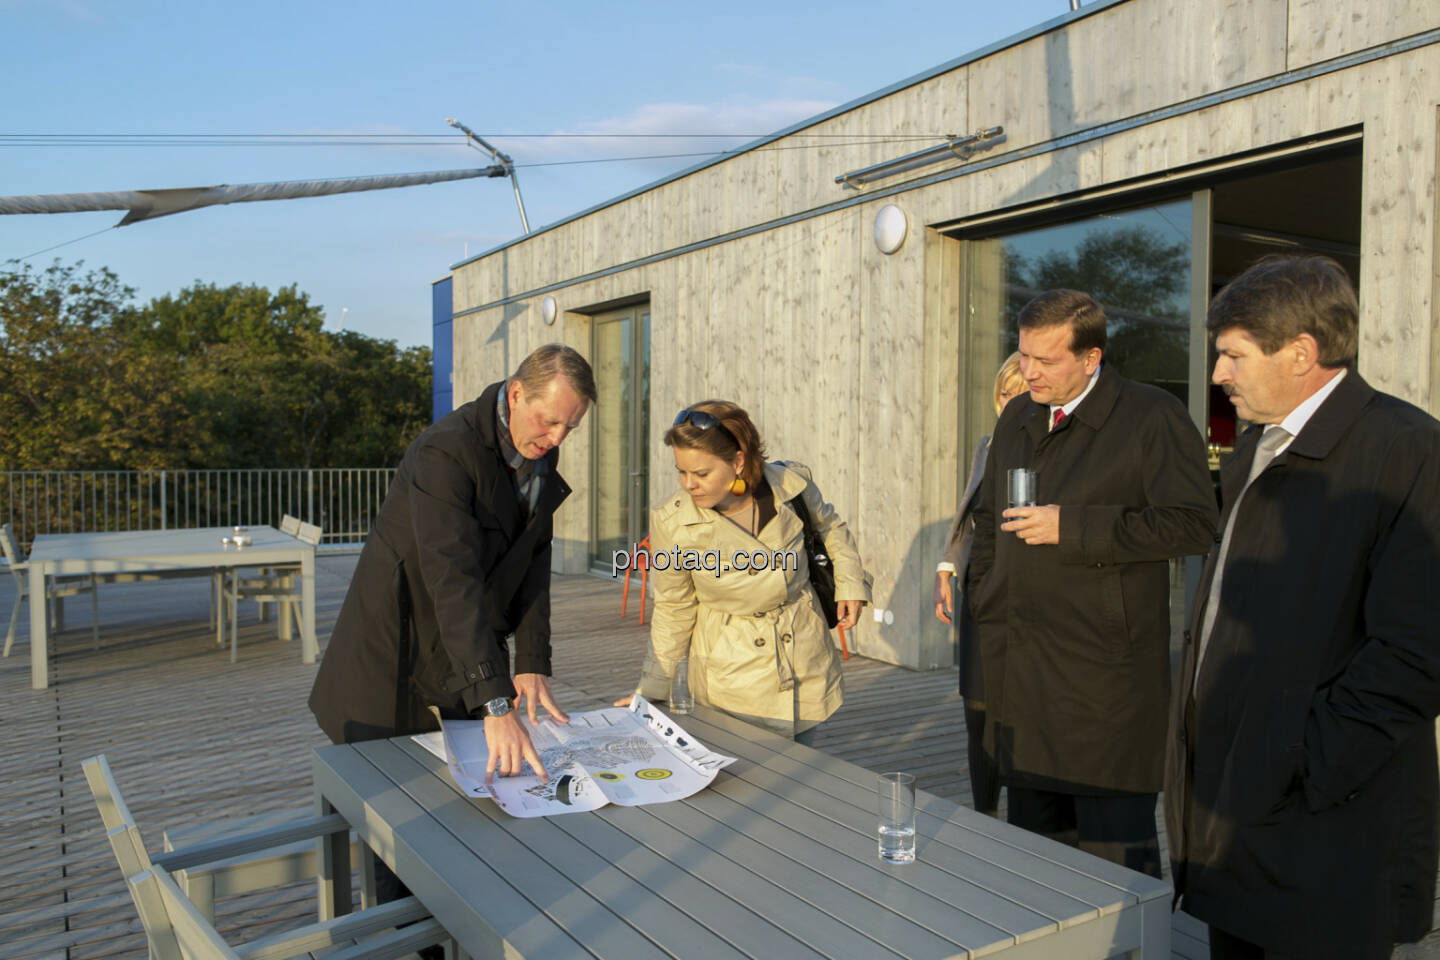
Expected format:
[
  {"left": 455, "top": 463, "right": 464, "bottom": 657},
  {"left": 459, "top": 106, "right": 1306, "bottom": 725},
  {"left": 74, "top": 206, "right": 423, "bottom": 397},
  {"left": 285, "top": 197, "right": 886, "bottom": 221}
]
[
  {"left": 789, "top": 492, "right": 815, "bottom": 534},
  {"left": 790, "top": 494, "right": 828, "bottom": 559}
]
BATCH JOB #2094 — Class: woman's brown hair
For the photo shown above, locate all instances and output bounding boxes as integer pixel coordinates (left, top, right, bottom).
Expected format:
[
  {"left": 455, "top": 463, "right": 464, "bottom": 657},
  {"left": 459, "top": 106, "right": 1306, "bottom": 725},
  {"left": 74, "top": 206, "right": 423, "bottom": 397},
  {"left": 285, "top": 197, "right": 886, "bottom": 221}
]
[{"left": 664, "top": 400, "right": 768, "bottom": 490}]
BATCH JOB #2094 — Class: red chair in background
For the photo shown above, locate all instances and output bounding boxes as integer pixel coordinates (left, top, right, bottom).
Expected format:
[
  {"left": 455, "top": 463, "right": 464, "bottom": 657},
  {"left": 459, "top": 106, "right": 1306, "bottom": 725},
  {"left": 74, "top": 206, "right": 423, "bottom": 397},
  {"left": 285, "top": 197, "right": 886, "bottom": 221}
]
[{"left": 619, "top": 534, "right": 651, "bottom": 625}]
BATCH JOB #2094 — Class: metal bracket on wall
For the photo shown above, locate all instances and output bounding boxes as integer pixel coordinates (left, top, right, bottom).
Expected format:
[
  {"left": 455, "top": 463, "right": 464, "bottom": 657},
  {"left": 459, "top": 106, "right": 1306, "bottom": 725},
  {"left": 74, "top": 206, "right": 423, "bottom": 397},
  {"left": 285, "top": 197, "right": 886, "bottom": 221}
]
[{"left": 835, "top": 126, "right": 1006, "bottom": 189}]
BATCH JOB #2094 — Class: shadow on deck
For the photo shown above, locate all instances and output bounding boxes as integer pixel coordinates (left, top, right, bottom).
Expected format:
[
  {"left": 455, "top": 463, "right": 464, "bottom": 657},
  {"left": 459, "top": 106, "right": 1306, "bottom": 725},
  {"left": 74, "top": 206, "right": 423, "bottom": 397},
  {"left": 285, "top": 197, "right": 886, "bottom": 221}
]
[{"left": 1, "top": 556, "right": 1434, "bottom": 959}]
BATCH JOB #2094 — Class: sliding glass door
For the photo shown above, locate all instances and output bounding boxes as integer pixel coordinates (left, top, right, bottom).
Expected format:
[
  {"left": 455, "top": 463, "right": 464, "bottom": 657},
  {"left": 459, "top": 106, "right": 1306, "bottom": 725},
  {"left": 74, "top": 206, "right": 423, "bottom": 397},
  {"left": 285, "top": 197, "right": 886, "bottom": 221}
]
[{"left": 590, "top": 306, "right": 650, "bottom": 571}]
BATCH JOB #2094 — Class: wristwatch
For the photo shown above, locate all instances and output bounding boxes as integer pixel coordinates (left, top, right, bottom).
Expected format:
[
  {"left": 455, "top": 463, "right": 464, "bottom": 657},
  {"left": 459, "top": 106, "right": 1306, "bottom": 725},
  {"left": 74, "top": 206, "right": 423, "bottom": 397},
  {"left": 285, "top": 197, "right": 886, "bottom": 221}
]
[{"left": 483, "top": 696, "right": 512, "bottom": 718}]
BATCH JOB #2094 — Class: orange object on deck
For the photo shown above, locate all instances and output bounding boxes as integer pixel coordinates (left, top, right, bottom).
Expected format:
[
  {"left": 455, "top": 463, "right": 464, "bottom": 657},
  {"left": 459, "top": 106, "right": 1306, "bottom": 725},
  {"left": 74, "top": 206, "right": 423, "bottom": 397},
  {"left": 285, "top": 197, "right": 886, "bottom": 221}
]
[
  {"left": 619, "top": 534, "right": 651, "bottom": 625},
  {"left": 836, "top": 622, "right": 850, "bottom": 659}
]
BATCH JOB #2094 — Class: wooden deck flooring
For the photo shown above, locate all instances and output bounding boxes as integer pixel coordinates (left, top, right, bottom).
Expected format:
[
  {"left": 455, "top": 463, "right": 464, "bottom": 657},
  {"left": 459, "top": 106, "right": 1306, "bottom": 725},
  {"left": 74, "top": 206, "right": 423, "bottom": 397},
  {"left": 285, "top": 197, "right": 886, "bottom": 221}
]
[{"left": 1, "top": 554, "right": 1435, "bottom": 959}]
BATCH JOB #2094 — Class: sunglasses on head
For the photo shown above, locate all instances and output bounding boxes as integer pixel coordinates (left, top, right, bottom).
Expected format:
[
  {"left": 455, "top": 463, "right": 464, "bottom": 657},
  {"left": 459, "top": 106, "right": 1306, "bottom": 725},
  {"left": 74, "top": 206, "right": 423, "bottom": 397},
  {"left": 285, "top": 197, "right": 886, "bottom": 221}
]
[{"left": 673, "top": 408, "right": 740, "bottom": 446}]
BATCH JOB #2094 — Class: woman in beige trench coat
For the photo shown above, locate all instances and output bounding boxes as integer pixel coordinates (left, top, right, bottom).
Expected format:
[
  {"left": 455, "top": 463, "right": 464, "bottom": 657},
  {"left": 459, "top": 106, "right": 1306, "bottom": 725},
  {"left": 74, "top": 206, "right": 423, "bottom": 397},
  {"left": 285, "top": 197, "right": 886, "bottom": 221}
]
[{"left": 619, "top": 400, "right": 869, "bottom": 741}]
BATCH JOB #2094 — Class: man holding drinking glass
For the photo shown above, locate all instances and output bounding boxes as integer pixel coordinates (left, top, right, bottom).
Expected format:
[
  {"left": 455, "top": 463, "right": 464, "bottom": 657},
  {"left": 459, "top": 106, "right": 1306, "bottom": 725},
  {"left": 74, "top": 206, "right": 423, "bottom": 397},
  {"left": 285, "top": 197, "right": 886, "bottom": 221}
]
[{"left": 966, "top": 288, "right": 1216, "bottom": 876}]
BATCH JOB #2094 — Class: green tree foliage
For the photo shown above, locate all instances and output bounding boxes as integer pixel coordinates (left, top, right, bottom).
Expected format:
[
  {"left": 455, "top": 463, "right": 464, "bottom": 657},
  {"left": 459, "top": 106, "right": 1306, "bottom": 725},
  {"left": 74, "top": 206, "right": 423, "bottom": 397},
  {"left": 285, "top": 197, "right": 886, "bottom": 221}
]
[
  {"left": 0, "top": 261, "right": 431, "bottom": 470},
  {"left": 1026, "top": 225, "right": 1189, "bottom": 397},
  {"left": 1025, "top": 225, "right": 1188, "bottom": 315},
  {"left": 301, "top": 330, "right": 432, "bottom": 468},
  {"left": 0, "top": 261, "right": 201, "bottom": 469},
  {"left": 1004, "top": 223, "right": 1191, "bottom": 403}
]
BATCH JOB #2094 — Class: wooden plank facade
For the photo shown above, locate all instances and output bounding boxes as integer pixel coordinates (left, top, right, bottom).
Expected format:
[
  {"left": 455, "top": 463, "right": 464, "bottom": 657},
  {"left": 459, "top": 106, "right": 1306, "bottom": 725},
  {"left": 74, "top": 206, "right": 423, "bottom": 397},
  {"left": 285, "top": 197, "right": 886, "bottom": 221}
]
[{"left": 446, "top": 0, "right": 1440, "bottom": 669}]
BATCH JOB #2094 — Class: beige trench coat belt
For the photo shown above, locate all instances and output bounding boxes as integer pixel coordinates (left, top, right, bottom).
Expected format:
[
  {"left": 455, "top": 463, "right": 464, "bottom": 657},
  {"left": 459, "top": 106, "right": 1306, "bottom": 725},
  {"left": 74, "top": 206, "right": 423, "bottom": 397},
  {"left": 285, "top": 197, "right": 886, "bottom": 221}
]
[{"left": 716, "top": 606, "right": 799, "bottom": 692}]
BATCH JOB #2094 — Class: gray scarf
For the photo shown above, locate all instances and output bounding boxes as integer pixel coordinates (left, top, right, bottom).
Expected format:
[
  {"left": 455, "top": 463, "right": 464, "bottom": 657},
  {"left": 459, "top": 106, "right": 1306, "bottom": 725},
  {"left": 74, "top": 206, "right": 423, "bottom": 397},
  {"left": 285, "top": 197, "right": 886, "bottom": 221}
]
[{"left": 495, "top": 383, "right": 547, "bottom": 515}]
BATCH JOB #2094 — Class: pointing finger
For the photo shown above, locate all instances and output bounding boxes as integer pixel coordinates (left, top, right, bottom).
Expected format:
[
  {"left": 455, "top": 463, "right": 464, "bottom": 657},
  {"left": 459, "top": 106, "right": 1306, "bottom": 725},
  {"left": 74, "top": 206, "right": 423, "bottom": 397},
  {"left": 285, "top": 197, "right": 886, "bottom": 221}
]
[
  {"left": 539, "top": 684, "right": 570, "bottom": 723},
  {"left": 524, "top": 740, "right": 549, "bottom": 783}
]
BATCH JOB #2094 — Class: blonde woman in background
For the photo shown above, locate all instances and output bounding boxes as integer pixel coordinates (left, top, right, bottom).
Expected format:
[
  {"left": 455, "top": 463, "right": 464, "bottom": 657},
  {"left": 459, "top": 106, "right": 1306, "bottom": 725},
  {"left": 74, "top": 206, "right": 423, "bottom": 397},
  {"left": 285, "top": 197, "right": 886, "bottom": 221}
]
[
  {"left": 934, "top": 353, "right": 1025, "bottom": 815},
  {"left": 619, "top": 400, "right": 868, "bottom": 744}
]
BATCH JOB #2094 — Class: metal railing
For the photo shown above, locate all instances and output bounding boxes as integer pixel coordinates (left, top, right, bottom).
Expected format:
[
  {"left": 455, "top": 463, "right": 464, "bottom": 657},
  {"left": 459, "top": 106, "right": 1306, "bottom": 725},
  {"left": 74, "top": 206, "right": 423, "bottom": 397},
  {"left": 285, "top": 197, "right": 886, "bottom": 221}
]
[{"left": 1, "top": 469, "right": 395, "bottom": 552}]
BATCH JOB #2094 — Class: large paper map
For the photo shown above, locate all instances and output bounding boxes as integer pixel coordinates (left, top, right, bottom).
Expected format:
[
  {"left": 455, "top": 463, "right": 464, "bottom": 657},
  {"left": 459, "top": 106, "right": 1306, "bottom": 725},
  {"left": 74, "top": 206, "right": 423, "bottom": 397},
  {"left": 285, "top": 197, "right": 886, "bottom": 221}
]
[{"left": 413, "top": 697, "right": 736, "bottom": 818}]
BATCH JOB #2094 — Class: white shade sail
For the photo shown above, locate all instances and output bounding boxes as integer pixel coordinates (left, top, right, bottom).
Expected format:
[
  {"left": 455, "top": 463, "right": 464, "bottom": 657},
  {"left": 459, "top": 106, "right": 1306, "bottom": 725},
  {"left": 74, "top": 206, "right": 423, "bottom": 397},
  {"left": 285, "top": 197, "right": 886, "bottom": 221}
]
[{"left": 0, "top": 166, "right": 505, "bottom": 225}]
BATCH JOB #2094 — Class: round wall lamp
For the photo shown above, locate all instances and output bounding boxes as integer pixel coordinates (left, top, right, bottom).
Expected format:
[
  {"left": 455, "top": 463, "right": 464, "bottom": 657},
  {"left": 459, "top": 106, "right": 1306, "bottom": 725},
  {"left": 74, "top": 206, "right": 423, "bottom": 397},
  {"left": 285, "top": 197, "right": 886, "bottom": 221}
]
[
  {"left": 540, "top": 295, "right": 558, "bottom": 325},
  {"left": 872, "top": 204, "right": 909, "bottom": 255}
]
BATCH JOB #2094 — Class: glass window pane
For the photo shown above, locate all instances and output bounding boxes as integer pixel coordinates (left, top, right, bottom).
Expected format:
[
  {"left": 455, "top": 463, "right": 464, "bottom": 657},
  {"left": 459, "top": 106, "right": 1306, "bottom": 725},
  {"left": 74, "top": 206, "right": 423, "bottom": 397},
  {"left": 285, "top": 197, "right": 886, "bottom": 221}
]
[
  {"left": 591, "top": 316, "right": 632, "bottom": 561},
  {"left": 638, "top": 312, "right": 651, "bottom": 528},
  {"left": 964, "top": 200, "right": 1193, "bottom": 452}
]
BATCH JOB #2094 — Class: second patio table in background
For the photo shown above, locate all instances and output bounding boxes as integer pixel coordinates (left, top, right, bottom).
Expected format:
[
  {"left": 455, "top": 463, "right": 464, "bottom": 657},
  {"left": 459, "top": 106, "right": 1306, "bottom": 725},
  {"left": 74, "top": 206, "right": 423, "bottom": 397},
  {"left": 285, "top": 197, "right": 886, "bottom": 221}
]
[{"left": 24, "top": 525, "right": 316, "bottom": 690}]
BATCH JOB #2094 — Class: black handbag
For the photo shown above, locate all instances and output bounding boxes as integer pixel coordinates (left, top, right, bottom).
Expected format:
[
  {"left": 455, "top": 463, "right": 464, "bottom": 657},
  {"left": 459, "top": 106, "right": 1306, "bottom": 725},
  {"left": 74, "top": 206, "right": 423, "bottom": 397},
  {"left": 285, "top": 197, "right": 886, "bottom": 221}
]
[{"left": 789, "top": 495, "right": 839, "bottom": 629}]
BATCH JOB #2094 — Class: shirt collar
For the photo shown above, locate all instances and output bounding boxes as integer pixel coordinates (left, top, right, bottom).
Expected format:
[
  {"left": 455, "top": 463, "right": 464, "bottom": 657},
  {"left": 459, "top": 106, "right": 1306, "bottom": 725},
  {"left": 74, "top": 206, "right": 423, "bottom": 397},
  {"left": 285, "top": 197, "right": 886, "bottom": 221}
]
[
  {"left": 1277, "top": 368, "right": 1347, "bottom": 441},
  {"left": 1050, "top": 362, "right": 1103, "bottom": 420}
]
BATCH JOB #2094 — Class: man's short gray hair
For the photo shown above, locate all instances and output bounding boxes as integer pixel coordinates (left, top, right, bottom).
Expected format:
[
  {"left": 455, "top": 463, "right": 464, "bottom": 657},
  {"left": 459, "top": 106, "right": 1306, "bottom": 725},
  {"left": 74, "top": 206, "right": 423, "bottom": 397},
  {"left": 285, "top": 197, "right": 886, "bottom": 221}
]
[{"left": 510, "top": 344, "right": 598, "bottom": 403}]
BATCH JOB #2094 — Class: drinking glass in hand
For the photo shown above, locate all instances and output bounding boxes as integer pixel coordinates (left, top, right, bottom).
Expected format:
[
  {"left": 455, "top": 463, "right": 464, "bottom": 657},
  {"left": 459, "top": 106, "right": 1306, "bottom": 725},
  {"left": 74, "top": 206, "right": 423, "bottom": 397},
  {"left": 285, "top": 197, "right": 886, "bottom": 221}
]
[
  {"left": 670, "top": 659, "right": 694, "bottom": 715},
  {"left": 877, "top": 772, "right": 917, "bottom": 864},
  {"left": 1007, "top": 468, "right": 1037, "bottom": 508}
]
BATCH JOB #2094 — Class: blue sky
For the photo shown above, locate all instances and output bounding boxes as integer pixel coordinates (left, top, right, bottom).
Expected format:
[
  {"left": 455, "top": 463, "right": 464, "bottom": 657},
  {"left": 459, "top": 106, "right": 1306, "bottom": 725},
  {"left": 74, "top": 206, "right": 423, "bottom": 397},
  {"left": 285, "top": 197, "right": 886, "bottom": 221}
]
[{"left": 4, "top": 0, "right": 1074, "bottom": 347}]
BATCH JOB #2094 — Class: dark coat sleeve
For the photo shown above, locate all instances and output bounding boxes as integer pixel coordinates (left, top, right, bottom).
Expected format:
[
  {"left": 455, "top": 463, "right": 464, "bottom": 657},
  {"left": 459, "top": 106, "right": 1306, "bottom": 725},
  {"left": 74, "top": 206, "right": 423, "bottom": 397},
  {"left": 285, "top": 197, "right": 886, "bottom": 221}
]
[
  {"left": 1057, "top": 394, "right": 1217, "bottom": 565},
  {"left": 510, "top": 538, "right": 554, "bottom": 678},
  {"left": 1302, "top": 422, "right": 1440, "bottom": 811},
  {"left": 941, "top": 437, "right": 990, "bottom": 569},
  {"left": 966, "top": 430, "right": 1000, "bottom": 598},
  {"left": 408, "top": 441, "right": 513, "bottom": 711}
]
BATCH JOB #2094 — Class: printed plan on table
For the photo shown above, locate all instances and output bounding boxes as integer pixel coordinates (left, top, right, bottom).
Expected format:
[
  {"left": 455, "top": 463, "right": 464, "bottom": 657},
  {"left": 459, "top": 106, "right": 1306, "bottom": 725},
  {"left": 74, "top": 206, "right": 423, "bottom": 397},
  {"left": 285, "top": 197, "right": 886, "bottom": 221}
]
[{"left": 412, "top": 697, "right": 736, "bottom": 817}]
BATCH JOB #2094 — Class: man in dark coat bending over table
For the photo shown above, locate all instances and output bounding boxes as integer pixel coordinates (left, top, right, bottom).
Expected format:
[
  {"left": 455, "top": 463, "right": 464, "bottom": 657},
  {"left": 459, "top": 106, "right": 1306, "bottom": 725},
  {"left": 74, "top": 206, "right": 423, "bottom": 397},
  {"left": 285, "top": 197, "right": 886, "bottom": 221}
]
[
  {"left": 967, "top": 288, "right": 1217, "bottom": 877},
  {"left": 1165, "top": 256, "right": 1440, "bottom": 959},
  {"left": 309, "top": 343, "right": 595, "bottom": 784}
]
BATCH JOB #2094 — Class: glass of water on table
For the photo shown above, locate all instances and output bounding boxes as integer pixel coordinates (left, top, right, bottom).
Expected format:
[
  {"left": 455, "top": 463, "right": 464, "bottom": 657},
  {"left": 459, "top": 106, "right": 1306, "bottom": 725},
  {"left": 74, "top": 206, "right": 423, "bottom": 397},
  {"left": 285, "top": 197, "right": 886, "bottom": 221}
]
[
  {"left": 877, "top": 772, "right": 917, "bottom": 864},
  {"left": 669, "top": 659, "right": 694, "bottom": 715}
]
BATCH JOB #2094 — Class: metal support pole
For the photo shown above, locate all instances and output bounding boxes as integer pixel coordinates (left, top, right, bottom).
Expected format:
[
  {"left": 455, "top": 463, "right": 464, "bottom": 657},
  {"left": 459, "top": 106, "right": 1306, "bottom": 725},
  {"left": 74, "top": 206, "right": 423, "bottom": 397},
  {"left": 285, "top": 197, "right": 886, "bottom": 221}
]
[
  {"left": 447, "top": 117, "right": 531, "bottom": 235},
  {"left": 508, "top": 168, "right": 530, "bottom": 235}
]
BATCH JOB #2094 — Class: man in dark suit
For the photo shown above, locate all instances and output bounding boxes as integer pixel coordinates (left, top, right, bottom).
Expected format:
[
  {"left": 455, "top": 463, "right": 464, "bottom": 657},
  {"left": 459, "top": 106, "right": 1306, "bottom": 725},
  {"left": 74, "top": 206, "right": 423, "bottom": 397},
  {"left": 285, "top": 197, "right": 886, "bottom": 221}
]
[
  {"left": 309, "top": 343, "right": 595, "bottom": 784},
  {"left": 968, "top": 289, "right": 1217, "bottom": 876},
  {"left": 1165, "top": 256, "right": 1440, "bottom": 959}
]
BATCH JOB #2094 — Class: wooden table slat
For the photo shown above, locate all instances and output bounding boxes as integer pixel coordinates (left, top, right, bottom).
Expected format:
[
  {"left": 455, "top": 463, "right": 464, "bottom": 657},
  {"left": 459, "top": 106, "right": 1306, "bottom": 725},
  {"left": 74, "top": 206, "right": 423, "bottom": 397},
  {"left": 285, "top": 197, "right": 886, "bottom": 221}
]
[
  {"left": 693, "top": 776, "right": 1056, "bottom": 948},
  {"left": 377, "top": 738, "right": 752, "bottom": 960},
  {"left": 686, "top": 710, "right": 1166, "bottom": 905},
  {"left": 314, "top": 742, "right": 595, "bottom": 960},
  {"left": 631, "top": 789, "right": 972, "bottom": 960},
  {"left": 372, "top": 741, "right": 916, "bottom": 960},
  {"left": 547, "top": 798, "right": 839, "bottom": 960},
  {"left": 388, "top": 738, "right": 830, "bottom": 960},
  {"left": 591, "top": 802, "right": 916, "bottom": 960}
]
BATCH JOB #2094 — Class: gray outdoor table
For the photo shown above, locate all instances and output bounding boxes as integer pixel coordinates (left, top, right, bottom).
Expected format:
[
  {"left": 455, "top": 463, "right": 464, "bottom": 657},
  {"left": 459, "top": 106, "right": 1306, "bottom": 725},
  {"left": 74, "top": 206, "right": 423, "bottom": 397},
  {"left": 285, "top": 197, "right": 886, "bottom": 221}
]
[
  {"left": 24, "top": 525, "right": 316, "bottom": 689},
  {"left": 311, "top": 705, "right": 1171, "bottom": 959}
]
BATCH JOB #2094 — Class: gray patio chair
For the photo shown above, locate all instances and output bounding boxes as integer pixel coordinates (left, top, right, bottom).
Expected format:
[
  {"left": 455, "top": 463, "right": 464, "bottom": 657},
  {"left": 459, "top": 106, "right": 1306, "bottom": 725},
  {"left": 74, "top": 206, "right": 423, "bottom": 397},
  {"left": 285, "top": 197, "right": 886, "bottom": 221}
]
[
  {"left": 2, "top": 521, "right": 100, "bottom": 657},
  {"left": 81, "top": 754, "right": 440, "bottom": 960},
  {"left": 222, "top": 521, "right": 322, "bottom": 662},
  {"left": 133, "top": 865, "right": 443, "bottom": 960},
  {"left": 160, "top": 806, "right": 378, "bottom": 921},
  {"left": 255, "top": 514, "right": 304, "bottom": 624}
]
